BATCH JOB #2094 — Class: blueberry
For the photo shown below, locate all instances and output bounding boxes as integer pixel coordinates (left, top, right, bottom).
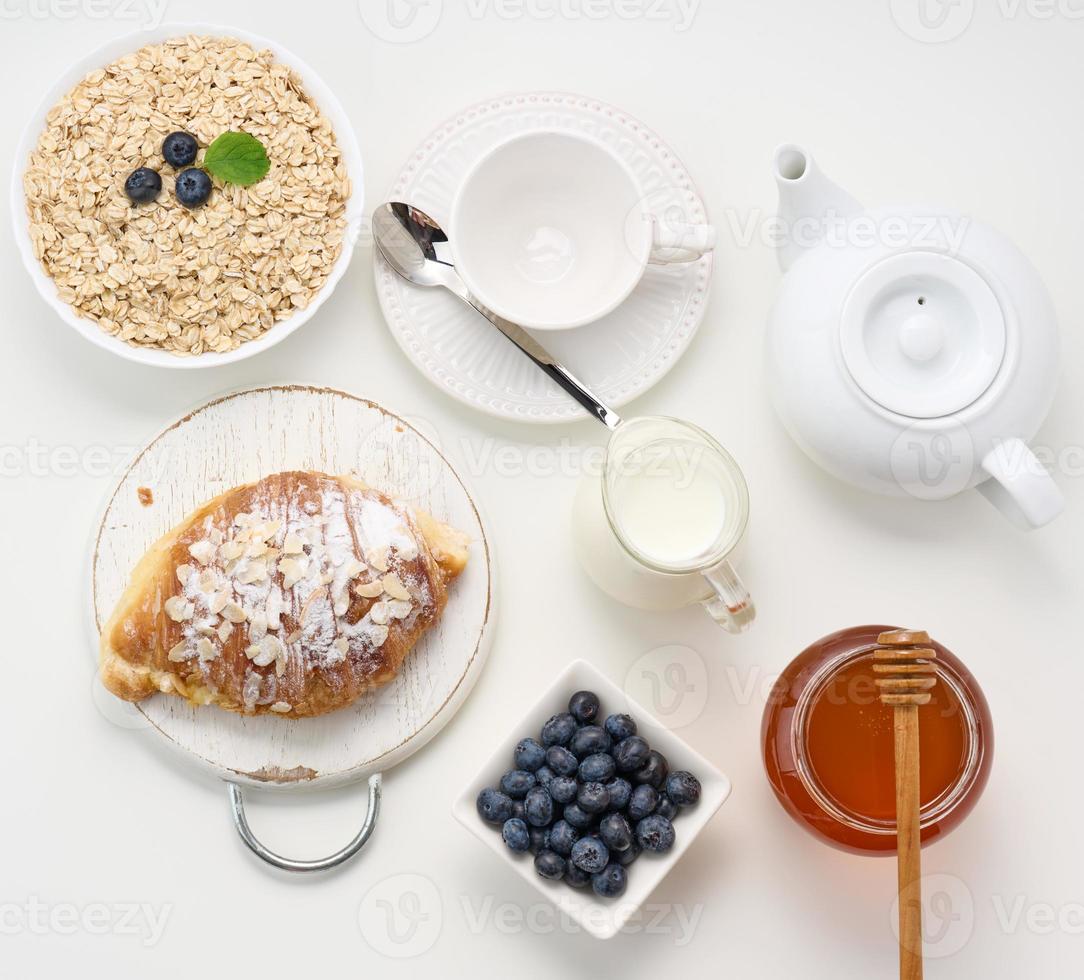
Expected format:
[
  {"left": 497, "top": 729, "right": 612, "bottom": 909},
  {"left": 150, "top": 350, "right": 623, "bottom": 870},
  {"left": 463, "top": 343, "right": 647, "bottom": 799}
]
[
  {"left": 636, "top": 814, "right": 676, "bottom": 852},
  {"left": 548, "top": 776, "right": 578, "bottom": 805},
  {"left": 476, "top": 788, "right": 514, "bottom": 824},
  {"left": 545, "top": 745, "right": 578, "bottom": 777},
  {"left": 617, "top": 841, "right": 642, "bottom": 866},
  {"left": 162, "top": 131, "right": 198, "bottom": 168},
  {"left": 547, "top": 819, "right": 579, "bottom": 857},
  {"left": 579, "top": 752, "right": 616, "bottom": 783},
  {"left": 501, "top": 817, "right": 530, "bottom": 852},
  {"left": 655, "top": 796, "right": 679, "bottom": 820},
  {"left": 568, "top": 690, "right": 600, "bottom": 724},
  {"left": 529, "top": 826, "right": 549, "bottom": 853},
  {"left": 604, "top": 713, "right": 637, "bottom": 741},
  {"left": 591, "top": 863, "right": 627, "bottom": 899},
  {"left": 562, "top": 803, "right": 595, "bottom": 830},
  {"left": 633, "top": 750, "right": 670, "bottom": 789},
  {"left": 613, "top": 735, "right": 650, "bottom": 772},
  {"left": 604, "top": 777, "right": 632, "bottom": 812},
  {"left": 564, "top": 863, "right": 592, "bottom": 888},
  {"left": 499, "top": 769, "right": 536, "bottom": 800},
  {"left": 534, "top": 766, "right": 555, "bottom": 789},
  {"left": 665, "top": 770, "right": 702, "bottom": 807},
  {"left": 174, "top": 168, "right": 212, "bottom": 209},
  {"left": 514, "top": 737, "right": 547, "bottom": 772},
  {"left": 628, "top": 784, "right": 658, "bottom": 820},
  {"left": 534, "top": 850, "right": 566, "bottom": 880},
  {"left": 124, "top": 167, "right": 162, "bottom": 204},
  {"left": 570, "top": 835, "right": 609, "bottom": 874},
  {"left": 569, "top": 725, "right": 611, "bottom": 759},
  {"left": 599, "top": 812, "right": 633, "bottom": 852},
  {"left": 541, "top": 712, "right": 577, "bottom": 747},
  {"left": 577, "top": 782, "right": 610, "bottom": 815},
  {"left": 524, "top": 786, "right": 554, "bottom": 827},
  {"left": 511, "top": 800, "right": 526, "bottom": 821}
]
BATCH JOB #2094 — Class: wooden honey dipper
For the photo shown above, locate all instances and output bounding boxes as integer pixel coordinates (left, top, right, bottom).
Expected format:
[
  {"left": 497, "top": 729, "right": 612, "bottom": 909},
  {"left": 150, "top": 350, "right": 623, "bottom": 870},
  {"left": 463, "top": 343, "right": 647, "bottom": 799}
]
[{"left": 873, "top": 629, "right": 938, "bottom": 980}]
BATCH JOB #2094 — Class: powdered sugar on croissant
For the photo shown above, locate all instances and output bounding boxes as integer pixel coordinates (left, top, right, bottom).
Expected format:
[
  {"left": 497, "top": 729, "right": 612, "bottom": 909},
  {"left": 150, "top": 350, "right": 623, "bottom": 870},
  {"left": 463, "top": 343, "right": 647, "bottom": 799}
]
[{"left": 100, "top": 471, "right": 469, "bottom": 717}]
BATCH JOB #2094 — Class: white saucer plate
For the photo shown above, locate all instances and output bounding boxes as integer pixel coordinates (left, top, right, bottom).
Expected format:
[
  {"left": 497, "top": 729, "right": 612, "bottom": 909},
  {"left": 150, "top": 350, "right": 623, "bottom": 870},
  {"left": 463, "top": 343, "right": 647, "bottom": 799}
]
[{"left": 374, "top": 92, "right": 713, "bottom": 424}]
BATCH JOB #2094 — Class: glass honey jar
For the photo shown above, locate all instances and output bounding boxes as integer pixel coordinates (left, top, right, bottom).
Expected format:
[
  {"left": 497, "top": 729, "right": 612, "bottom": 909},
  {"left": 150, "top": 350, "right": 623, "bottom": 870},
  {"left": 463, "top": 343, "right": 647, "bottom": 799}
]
[{"left": 761, "top": 625, "right": 993, "bottom": 854}]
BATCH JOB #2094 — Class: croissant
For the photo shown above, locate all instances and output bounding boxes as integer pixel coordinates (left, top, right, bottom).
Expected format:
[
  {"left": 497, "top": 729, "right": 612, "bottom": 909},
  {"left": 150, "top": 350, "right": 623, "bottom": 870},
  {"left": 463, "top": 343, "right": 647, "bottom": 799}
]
[{"left": 99, "top": 471, "right": 469, "bottom": 718}]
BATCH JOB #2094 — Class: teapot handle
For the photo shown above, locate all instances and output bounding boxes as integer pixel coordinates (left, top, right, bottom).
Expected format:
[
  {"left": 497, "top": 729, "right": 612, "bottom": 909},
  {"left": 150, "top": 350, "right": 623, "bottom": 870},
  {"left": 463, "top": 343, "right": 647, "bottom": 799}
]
[{"left": 978, "top": 438, "right": 1064, "bottom": 529}]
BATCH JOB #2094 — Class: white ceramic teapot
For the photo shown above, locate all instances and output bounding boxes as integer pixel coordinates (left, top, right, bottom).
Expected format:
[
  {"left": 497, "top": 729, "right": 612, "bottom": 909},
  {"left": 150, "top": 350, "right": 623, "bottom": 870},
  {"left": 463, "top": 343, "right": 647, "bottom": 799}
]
[{"left": 767, "top": 144, "right": 1063, "bottom": 529}]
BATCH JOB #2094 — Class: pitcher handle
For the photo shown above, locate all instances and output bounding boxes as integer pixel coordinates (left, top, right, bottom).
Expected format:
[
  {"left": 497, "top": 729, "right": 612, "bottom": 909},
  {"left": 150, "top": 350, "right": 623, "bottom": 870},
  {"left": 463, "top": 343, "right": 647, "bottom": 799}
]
[
  {"left": 978, "top": 439, "right": 1063, "bottom": 529},
  {"left": 701, "top": 559, "right": 756, "bottom": 633}
]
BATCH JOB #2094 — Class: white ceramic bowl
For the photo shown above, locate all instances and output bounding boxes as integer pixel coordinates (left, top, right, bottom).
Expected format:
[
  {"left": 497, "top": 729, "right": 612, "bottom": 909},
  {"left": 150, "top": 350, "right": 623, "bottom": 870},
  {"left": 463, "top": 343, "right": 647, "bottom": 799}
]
[
  {"left": 11, "top": 23, "right": 364, "bottom": 369},
  {"left": 452, "top": 659, "right": 731, "bottom": 940}
]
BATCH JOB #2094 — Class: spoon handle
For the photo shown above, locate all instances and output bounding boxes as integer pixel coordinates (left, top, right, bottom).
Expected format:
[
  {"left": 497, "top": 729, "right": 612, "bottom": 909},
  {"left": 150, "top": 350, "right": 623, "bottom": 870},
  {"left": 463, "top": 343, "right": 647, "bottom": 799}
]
[{"left": 460, "top": 293, "right": 623, "bottom": 430}]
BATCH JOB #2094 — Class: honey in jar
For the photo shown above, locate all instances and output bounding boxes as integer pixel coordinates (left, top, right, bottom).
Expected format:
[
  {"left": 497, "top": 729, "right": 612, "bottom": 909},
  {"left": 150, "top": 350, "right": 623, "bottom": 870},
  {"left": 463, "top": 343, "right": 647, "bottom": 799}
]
[{"left": 762, "top": 625, "right": 993, "bottom": 854}]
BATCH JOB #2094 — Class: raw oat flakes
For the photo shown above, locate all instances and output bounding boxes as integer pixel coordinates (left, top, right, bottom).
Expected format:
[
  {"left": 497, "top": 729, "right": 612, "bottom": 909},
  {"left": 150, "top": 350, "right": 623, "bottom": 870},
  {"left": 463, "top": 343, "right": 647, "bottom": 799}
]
[{"left": 22, "top": 35, "right": 350, "bottom": 356}]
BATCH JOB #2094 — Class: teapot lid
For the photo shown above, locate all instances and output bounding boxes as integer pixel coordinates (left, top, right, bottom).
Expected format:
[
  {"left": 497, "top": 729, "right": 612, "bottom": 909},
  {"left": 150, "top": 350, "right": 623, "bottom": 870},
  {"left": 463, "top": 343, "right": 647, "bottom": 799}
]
[{"left": 840, "top": 252, "right": 1006, "bottom": 419}]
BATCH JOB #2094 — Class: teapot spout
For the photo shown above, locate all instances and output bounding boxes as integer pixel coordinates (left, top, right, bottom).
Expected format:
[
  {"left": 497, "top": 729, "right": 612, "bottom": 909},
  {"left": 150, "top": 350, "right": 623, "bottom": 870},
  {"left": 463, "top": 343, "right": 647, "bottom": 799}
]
[{"left": 772, "top": 144, "right": 862, "bottom": 272}]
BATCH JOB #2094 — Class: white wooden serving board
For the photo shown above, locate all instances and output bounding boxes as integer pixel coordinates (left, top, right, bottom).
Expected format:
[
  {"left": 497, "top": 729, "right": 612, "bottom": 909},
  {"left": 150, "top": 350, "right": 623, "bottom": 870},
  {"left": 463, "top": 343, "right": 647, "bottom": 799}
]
[{"left": 91, "top": 385, "right": 495, "bottom": 792}]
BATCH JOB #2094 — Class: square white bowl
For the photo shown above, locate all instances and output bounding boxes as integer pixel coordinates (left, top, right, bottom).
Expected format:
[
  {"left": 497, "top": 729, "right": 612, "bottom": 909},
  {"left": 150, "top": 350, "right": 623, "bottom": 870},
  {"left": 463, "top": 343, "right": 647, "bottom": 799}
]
[{"left": 452, "top": 659, "right": 732, "bottom": 940}]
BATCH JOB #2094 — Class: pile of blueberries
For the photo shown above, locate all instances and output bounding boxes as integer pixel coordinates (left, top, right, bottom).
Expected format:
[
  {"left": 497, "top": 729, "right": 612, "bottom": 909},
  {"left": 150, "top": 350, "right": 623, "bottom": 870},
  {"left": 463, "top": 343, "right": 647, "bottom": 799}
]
[
  {"left": 476, "top": 690, "right": 701, "bottom": 899},
  {"left": 124, "top": 131, "right": 212, "bottom": 210}
]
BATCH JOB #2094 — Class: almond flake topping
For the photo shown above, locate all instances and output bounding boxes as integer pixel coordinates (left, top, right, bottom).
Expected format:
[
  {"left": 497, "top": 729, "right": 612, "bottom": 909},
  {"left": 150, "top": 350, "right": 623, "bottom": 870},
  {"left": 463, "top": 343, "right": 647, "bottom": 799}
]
[
  {"left": 247, "top": 634, "right": 283, "bottom": 667},
  {"left": 220, "top": 601, "right": 246, "bottom": 624},
  {"left": 269, "top": 702, "right": 292, "bottom": 713},
  {"left": 164, "top": 595, "right": 194, "bottom": 622},
  {"left": 382, "top": 573, "right": 411, "bottom": 601},
  {"left": 167, "top": 640, "right": 189, "bottom": 662},
  {"left": 278, "top": 556, "right": 307, "bottom": 589},
  {"left": 259, "top": 520, "right": 282, "bottom": 541},
  {"left": 197, "top": 637, "right": 217, "bottom": 662},
  {"left": 236, "top": 559, "right": 268, "bottom": 585},
  {"left": 368, "top": 545, "right": 389, "bottom": 572},
  {"left": 220, "top": 540, "right": 244, "bottom": 562},
  {"left": 163, "top": 481, "right": 436, "bottom": 677},
  {"left": 246, "top": 540, "right": 269, "bottom": 559},
  {"left": 343, "top": 557, "right": 367, "bottom": 579},
  {"left": 189, "top": 540, "right": 216, "bottom": 565}
]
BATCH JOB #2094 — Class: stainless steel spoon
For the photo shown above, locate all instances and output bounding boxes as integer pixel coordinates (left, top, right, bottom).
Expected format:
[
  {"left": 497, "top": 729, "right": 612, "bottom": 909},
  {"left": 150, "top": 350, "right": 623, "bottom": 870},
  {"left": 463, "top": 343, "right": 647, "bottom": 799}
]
[{"left": 372, "top": 202, "right": 622, "bottom": 429}]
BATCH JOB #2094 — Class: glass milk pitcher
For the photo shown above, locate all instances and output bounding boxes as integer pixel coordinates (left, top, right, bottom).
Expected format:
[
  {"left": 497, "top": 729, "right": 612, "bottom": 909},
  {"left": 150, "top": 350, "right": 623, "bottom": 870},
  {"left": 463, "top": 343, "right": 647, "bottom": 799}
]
[{"left": 572, "top": 416, "right": 755, "bottom": 632}]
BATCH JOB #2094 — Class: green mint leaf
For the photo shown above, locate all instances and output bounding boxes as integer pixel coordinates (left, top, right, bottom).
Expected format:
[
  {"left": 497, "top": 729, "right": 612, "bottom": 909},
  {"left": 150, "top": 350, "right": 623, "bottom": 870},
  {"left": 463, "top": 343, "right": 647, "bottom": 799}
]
[{"left": 203, "top": 131, "right": 270, "bottom": 186}]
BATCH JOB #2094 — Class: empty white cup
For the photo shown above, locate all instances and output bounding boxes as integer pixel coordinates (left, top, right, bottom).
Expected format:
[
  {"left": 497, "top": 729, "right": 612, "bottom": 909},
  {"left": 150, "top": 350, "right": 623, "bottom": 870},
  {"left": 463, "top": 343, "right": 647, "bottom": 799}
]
[{"left": 450, "top": 131, "right": 715, "bottom": 331}]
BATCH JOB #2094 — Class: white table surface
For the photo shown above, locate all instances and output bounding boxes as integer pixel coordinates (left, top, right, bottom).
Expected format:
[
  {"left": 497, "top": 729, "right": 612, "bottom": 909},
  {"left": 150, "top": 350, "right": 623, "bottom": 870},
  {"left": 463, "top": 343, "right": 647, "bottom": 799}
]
[{"left": 2, "top": 2, "right": 1082, "bottom": 976}]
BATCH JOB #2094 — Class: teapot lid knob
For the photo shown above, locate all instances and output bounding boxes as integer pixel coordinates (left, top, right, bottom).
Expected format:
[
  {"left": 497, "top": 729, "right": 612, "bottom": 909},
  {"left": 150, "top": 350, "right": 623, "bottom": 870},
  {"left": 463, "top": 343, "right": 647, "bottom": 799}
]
[{"left": 898, "top": 312, "right": 945, "bottom": 362}]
